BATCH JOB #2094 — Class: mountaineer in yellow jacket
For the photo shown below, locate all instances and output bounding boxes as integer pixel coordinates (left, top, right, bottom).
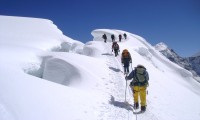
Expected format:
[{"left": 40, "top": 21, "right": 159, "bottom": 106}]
[{"left": 125, "top": 64, "right": 149, "bottom": 112}]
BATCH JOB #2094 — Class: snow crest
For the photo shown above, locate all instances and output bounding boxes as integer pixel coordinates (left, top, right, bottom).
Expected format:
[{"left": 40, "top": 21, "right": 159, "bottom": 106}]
[{"left": 43, "top": 57, "right": 81, "bottom": 86}]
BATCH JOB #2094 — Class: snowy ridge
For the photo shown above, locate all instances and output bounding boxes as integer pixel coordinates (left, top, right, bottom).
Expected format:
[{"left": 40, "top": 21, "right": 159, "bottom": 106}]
[{"left": 0, "top": 16, "right": 200, "bottom": 120}]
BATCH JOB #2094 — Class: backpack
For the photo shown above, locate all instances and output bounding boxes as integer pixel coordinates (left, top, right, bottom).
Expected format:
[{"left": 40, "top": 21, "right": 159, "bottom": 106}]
[
  {"left": 134, "top": 66, "right": 148, "bottom": 84},
  {"left": 113, "top": 43, "right": 119, "bottom": 49},
  {"left": 111, "top": 35, "right": 115, "bottom": 39},
  {"left": 102, "top": 34, "right": 107, "bottom": 39},
  {"left": 119, "top": 34, "right": 122, "bottom": 39}
]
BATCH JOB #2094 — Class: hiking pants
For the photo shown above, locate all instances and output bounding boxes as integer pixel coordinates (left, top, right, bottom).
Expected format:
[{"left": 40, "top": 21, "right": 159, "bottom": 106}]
[
  {"left": 131, "top": 86, "right": 147, "bottom": 107},
  {"left": 124, "top": 61, "right": 129, "bottom": 73},
  {"left": 114, "top": 49, "right": 118, "bottom": 56},
  {"left": 124, "top": 66, "right": 129, "bottom": 73},
  {"left": 123, "top": 59, "right": 130, "bottom": 73}
]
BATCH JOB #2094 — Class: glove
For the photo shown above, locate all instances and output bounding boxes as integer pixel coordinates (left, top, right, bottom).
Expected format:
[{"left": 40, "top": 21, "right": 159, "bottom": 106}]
[
  {"left": 145, "top": 82, "right": 149, "bottom": 87},
  {"left": 118, "top": 49, "right": 120, "bottom": 52},
  {"left": 130, "top": 80, "right": 136, "bottom": 86},
  {"left": 130, "top": 81, "right": 134, "bottom": 86}
]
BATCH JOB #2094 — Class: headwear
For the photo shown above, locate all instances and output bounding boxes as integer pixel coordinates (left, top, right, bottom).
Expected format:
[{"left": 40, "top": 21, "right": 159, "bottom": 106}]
[
  {"left": 137, "top": 64, "right": 145, "bottom": 69},
  {"left": 123, "top": 49, "right": 128, "bottom": 52}
]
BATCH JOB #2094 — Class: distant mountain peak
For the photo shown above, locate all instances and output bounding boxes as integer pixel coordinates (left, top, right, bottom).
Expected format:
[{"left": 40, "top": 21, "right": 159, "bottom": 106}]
[
  {"left": 154, "top": 42, "right": 200, "bottom": 77},
  {"left": 154, "top": 42, "right": 169, "bottom": 51}
]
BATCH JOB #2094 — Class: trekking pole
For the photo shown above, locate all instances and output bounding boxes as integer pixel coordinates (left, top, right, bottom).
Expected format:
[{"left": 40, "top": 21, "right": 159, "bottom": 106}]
[
  {"left": 125, "top": 74, "right": 128, "bottom": 102},
  {"left": 131, "top": 62, "right": 133, "bottom": 71}
]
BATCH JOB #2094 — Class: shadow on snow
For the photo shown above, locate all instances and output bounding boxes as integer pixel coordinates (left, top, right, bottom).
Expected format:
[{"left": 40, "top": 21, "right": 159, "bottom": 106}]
[
  {"left": 101, "top": 53, "right": 113, "bottom": 56},
  {"left": 109, "top": 95, "right": 133, "bottom": 111},
  {"left": 109, "top": 67, "right": 122, "bottom": 73}
]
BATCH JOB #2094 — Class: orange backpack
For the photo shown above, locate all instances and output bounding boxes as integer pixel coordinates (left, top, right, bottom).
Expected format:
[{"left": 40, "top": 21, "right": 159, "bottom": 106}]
[{"left": 122, "top": 49, "right": 130, "bottom": 58}]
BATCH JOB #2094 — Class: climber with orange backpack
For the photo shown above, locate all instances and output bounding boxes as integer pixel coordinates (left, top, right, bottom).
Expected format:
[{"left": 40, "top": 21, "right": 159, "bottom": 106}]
[{"left": 121, "top": 49, "right": 132, "bottom": 75}]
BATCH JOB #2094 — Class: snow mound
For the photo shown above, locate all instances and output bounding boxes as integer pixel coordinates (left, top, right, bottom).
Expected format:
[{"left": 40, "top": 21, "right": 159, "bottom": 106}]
[
  {"left": 136, "top": 47, "right": 153, "bottom": 60},
  {"left": 43, "top": 57, "right": 81, "bottom": 86},
  {"left": 0, "top": 15, "right": 63, "bottom": 50},
  {"left": 83, "top": 41, "right": 102, "bottom": 57},
  {"left": 0, "top": 16, "right": 86, "bottom": 79}
]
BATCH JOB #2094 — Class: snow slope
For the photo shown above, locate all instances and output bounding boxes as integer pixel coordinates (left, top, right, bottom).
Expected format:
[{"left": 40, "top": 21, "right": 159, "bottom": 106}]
[{"left": 1, "top": 15, "right": 200, "bottom": 120}]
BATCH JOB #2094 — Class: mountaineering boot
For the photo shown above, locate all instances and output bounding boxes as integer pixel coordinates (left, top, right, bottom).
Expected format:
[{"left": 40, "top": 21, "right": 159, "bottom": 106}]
[
  {"left": 133, "top": 102, "right": 139, "bottom": 109},
  {"left": 115, "top": 51, "right": 118, "bottom": 57},
  {"left": 124, "top": 71, "right": 127, "bottom": 75},
  {"left": 141, "top": 106, "right": 146, "bottom": 112}
]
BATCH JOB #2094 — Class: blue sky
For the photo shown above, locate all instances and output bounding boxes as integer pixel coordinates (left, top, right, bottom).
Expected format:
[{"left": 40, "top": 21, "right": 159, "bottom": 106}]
[{"left": 0, "top": 0, "right": 199, "bottom": 57}]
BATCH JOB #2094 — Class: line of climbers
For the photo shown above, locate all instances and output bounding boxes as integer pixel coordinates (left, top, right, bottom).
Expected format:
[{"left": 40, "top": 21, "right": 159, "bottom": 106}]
[
  {"left": 103, "top": 32, "right": 149, "bottom": 112},
  {"left": 122, "top": 49, "right": 149, "bottom": 112},
  {"left": 102, "top": 33, "right": 127, "bottom": 43},
  {"left": 111, "top": 44, "right": 149, "bottom": 112},
  {"left": 110, "top": 33, "right": 126, "bottom": 57}
]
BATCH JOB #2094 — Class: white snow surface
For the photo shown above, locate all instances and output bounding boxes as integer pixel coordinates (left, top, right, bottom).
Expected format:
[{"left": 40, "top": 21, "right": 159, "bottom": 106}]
[{"left": 1, "top": 15, "right": 200, "bottom": 120}]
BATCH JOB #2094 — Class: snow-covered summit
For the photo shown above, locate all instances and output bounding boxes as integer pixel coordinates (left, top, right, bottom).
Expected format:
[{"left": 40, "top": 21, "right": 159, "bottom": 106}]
[
  {"left": 0, "top": 15, "right": 84, "bottom": 70},
  {"left": 1, "top": 15, "right": 200, "bottom": 120},
  {"left": 155, "top": 42, "right": 180, "bottom": 57},
  {"left": 154, "top": 42, "right": 168, "bottom": 51},
  {"left": 0, "top": 15, "right": 83, "bottom": 50},
  {"left": 154, "top": 42, "right": 178, "bottom": 58},
  {"left": 155, "top": 42, "right": 200, "bottom": 78}
]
